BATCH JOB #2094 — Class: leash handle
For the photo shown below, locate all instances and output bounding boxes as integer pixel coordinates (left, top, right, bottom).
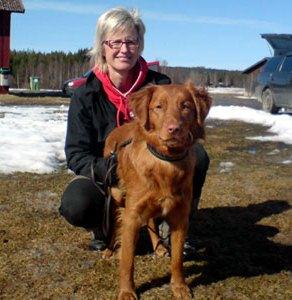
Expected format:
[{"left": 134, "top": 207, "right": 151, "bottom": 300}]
[{"left": 90, "top": 158, "right": 114, "bottom": 241}]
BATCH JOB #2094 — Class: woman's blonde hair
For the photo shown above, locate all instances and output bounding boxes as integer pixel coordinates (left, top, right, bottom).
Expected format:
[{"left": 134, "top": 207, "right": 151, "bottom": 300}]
[{"left": 88, "top": 7, "right": 145, "bottom": 73}]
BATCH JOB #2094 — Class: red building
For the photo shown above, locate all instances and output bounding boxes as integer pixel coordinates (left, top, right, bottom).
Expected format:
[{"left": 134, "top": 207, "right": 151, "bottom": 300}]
[{"left": 0, "top": 0, "right": 25, "bottom": 93}]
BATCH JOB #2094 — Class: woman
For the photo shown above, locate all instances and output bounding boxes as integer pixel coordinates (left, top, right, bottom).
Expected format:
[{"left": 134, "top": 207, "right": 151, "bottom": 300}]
[{"left": 59, "top": 7, "right": 209, "bottom": 254}]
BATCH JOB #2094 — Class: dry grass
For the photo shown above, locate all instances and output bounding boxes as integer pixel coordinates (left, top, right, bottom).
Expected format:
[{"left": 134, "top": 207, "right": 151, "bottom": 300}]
[
  {"left": 0, "top": 93, "right": 68, "bottom": 106},
  {"left": 0, "top": 100, "right": 291, "bottom": 299}
]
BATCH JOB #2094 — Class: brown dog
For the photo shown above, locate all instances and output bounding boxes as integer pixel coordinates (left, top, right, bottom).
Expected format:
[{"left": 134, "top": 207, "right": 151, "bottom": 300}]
[
  {"left": 104, "top": 82, "right": 211, "bottom": 299},
  {"left": 103, "top": 120, "right": 169, "bottom": 259}
]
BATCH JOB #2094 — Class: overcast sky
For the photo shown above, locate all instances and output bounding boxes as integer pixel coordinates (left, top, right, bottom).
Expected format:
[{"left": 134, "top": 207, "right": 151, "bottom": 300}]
[{"left": 11, "top": 0, "right": 292, "bottom": 70}]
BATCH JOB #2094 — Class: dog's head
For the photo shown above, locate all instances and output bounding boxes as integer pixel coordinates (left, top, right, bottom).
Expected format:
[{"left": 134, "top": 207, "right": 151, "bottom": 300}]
[{"left": 129, "top": 82, "right": 212, "bottom": 152}]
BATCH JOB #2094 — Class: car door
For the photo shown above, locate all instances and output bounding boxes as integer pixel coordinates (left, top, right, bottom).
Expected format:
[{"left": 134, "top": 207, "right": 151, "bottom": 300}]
[
  {"left": 258, "top": 57, "right": 282, "bottom": 102},
  {"left": 278, "top": 55, "right": 292, "bottom": 108},
  {"left": 268, "top": 56, "right": 286, "bottom": 105}
]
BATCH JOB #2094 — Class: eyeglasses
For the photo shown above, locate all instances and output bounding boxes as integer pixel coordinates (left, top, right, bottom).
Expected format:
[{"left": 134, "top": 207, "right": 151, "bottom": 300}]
[{"left": 103, "top": 38, "right": 139, "bottom": 50}]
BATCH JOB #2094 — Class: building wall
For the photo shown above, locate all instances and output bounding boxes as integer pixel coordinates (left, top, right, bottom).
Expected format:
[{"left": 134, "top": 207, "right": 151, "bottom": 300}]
[{"left": 0, "top": 10, "right": 11, "bottom": 68}]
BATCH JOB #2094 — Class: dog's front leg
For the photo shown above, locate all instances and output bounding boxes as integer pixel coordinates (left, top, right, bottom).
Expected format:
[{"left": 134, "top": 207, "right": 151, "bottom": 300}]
[
  {"left": 168, "top": 213, "right": 192, "bottom": 300},
  {"left": 118, "top": 210, "right": 141, "bottom": 300}
]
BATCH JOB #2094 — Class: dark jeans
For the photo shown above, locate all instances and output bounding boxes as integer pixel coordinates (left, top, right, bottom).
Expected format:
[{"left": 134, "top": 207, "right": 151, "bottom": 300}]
[
  {"left": 59, "top": 143, "right": 209, "bottom": 231},
  {"left": 59, "top": 176, "right": 105, "bottom": 229}
]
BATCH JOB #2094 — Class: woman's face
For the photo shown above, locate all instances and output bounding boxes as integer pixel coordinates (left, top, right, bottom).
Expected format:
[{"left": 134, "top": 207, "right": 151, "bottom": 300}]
[{"left": 103, "top": 27, "right": 140, "bottom": 76}]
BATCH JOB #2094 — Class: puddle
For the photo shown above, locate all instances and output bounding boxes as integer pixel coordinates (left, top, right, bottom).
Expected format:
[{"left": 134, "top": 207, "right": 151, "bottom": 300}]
[
  {"left": 218, "top": 161, "right": 235, "bottom": 173},
  {"left": 267, "top": 149, "right": 281, "bottom": 155},
  {"left": 247, "top": 147, "right": 257, "bottom": 154}
]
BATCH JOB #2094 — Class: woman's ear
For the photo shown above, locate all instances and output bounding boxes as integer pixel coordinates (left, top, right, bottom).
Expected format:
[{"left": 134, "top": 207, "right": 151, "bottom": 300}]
[{"left": 128, "top": 85, "right": 155, "bottom": 129}]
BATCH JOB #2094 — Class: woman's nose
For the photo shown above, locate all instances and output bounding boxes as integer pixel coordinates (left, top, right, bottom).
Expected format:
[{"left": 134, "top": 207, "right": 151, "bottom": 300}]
[{"left": 119, "top": 42, "right": 130, "bottom": 52}]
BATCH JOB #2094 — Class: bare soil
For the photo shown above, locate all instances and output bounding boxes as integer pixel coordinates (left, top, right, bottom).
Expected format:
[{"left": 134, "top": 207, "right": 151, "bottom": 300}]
[
  {"left": 0, "top": 92, "right": 69, "bottom": 106},
  {"left": 0, "top": 93, "right": 291, "bottom": 299}
]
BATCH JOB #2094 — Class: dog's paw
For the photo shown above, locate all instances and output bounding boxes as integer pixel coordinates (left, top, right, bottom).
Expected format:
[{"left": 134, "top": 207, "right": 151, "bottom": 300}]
[
  {"left": 171, "top": 283, "right": 192, "bottom": 299},
  {"left": 155, "top": 243, "right": 169, "bottom": 257},
  {"left": 118, "top": 289, "right": 138, "bottom": 300}
]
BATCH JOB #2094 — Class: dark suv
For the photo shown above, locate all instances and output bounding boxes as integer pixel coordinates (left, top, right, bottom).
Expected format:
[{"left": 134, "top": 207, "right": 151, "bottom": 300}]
[{"left": 255, "top": 54, "right": 292, "bottom": 113}]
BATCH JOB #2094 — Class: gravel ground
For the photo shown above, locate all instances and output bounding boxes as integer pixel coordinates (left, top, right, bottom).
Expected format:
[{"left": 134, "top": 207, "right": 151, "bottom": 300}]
[{"left": 210, "top": 93, "right": 262, "bottom": 109}]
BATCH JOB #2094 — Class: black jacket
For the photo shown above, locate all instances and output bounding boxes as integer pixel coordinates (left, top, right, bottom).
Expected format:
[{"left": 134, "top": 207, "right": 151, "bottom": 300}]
[{"left": 65, "top": 69, "right": 171, "bottom": 180}]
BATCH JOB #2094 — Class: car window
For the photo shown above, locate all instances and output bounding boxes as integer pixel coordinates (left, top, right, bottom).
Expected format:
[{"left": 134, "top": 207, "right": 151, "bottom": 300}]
[
  {"left": 280, "top": 56, "right": 292, "bottom": 72},
  {"left": 263, "top": 56, "right": 282, "bottom": 72}
]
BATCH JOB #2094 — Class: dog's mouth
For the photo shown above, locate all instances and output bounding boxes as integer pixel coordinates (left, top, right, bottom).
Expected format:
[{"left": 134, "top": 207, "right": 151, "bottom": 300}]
[
  {"left": 164, "top": 138, "right": 181, "bottom": 147},
  {"left": 160, "top": 132, "right": 193, "bottom": 148},
  {"left": 146, "top": 132, "right": 193, "bottom": 161}
]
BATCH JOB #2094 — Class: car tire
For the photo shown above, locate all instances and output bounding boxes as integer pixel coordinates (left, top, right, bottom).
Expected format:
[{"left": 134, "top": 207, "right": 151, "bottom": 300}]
[{"left": 262, "top": 89, "right": 278, "bottom": 114}]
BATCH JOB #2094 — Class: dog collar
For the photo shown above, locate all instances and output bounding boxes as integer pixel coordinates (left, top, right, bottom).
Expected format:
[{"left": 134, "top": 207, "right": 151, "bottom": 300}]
[{"left": 146, "top": 144, "right": 188, "bottom": 162}]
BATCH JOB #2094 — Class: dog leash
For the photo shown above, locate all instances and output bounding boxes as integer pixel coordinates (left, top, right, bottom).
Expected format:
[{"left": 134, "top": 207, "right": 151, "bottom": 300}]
[
  {"left": 90, "top": 138, "right": 133, "bottom": 242},
  {"left": 90, "top": 157, "right": 116, "bottom": 241},
  {"left": 146, "top": 222, "right": 171, "bottom": 253}
]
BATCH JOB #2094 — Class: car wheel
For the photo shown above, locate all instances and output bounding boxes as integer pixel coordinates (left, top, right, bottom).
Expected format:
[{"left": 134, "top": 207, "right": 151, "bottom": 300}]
[{"left": 262, "top": 89, "right": 278, "bottom": 114}]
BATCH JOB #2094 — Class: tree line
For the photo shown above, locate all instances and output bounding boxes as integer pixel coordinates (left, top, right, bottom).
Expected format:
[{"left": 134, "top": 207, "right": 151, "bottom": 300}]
[
  {"left": 9, "top": 50, "right": 247, "bottom": 89},
  {"left": 10, "top": 49, "right": 90, "bottom": 89}
]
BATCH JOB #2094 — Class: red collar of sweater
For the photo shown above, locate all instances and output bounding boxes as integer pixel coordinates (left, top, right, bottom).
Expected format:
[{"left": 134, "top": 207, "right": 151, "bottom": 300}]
[{"left": 93, "top": 56, "right": 148, "bottom": 126}]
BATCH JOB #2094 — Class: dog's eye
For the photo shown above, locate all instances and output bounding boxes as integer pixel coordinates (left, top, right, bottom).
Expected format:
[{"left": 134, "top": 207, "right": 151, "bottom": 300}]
[
  {"left": 150, "top": 102, "right": 164, "bottom": 113},
  {"left": 181, "top": 102, "right": 191, "bottom": 110}
]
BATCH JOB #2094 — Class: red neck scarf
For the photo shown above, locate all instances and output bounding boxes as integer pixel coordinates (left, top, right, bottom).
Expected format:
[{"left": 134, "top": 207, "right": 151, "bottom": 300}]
[{"left": 93, "top": 56, "right": 148, "bottom": 126}]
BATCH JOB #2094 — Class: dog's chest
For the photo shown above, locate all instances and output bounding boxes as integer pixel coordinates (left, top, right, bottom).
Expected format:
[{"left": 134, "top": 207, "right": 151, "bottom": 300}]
[
  {"left": 156, "top": 195, "right": 180, "bottom": 216},
  {"left": 143, "top": 161, "right": 193, "bottom": 216},
  {"left": 145, "top": 157, "right": 193, "bottom": 185},
  {"left": 121, "top": 144, "right": 195, "bottom": 217}
]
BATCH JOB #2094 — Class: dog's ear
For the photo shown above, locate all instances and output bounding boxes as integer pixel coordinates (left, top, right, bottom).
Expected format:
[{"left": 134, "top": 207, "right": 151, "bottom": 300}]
[
  {"left": 185, "top": 81, "right": 212, "bottom": 139},
  {"left": 185, "top": 81, "right": 212, "bottom": 125},
  {"left": 128, "top": 85, "right": 155, "bottom": 129}
]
